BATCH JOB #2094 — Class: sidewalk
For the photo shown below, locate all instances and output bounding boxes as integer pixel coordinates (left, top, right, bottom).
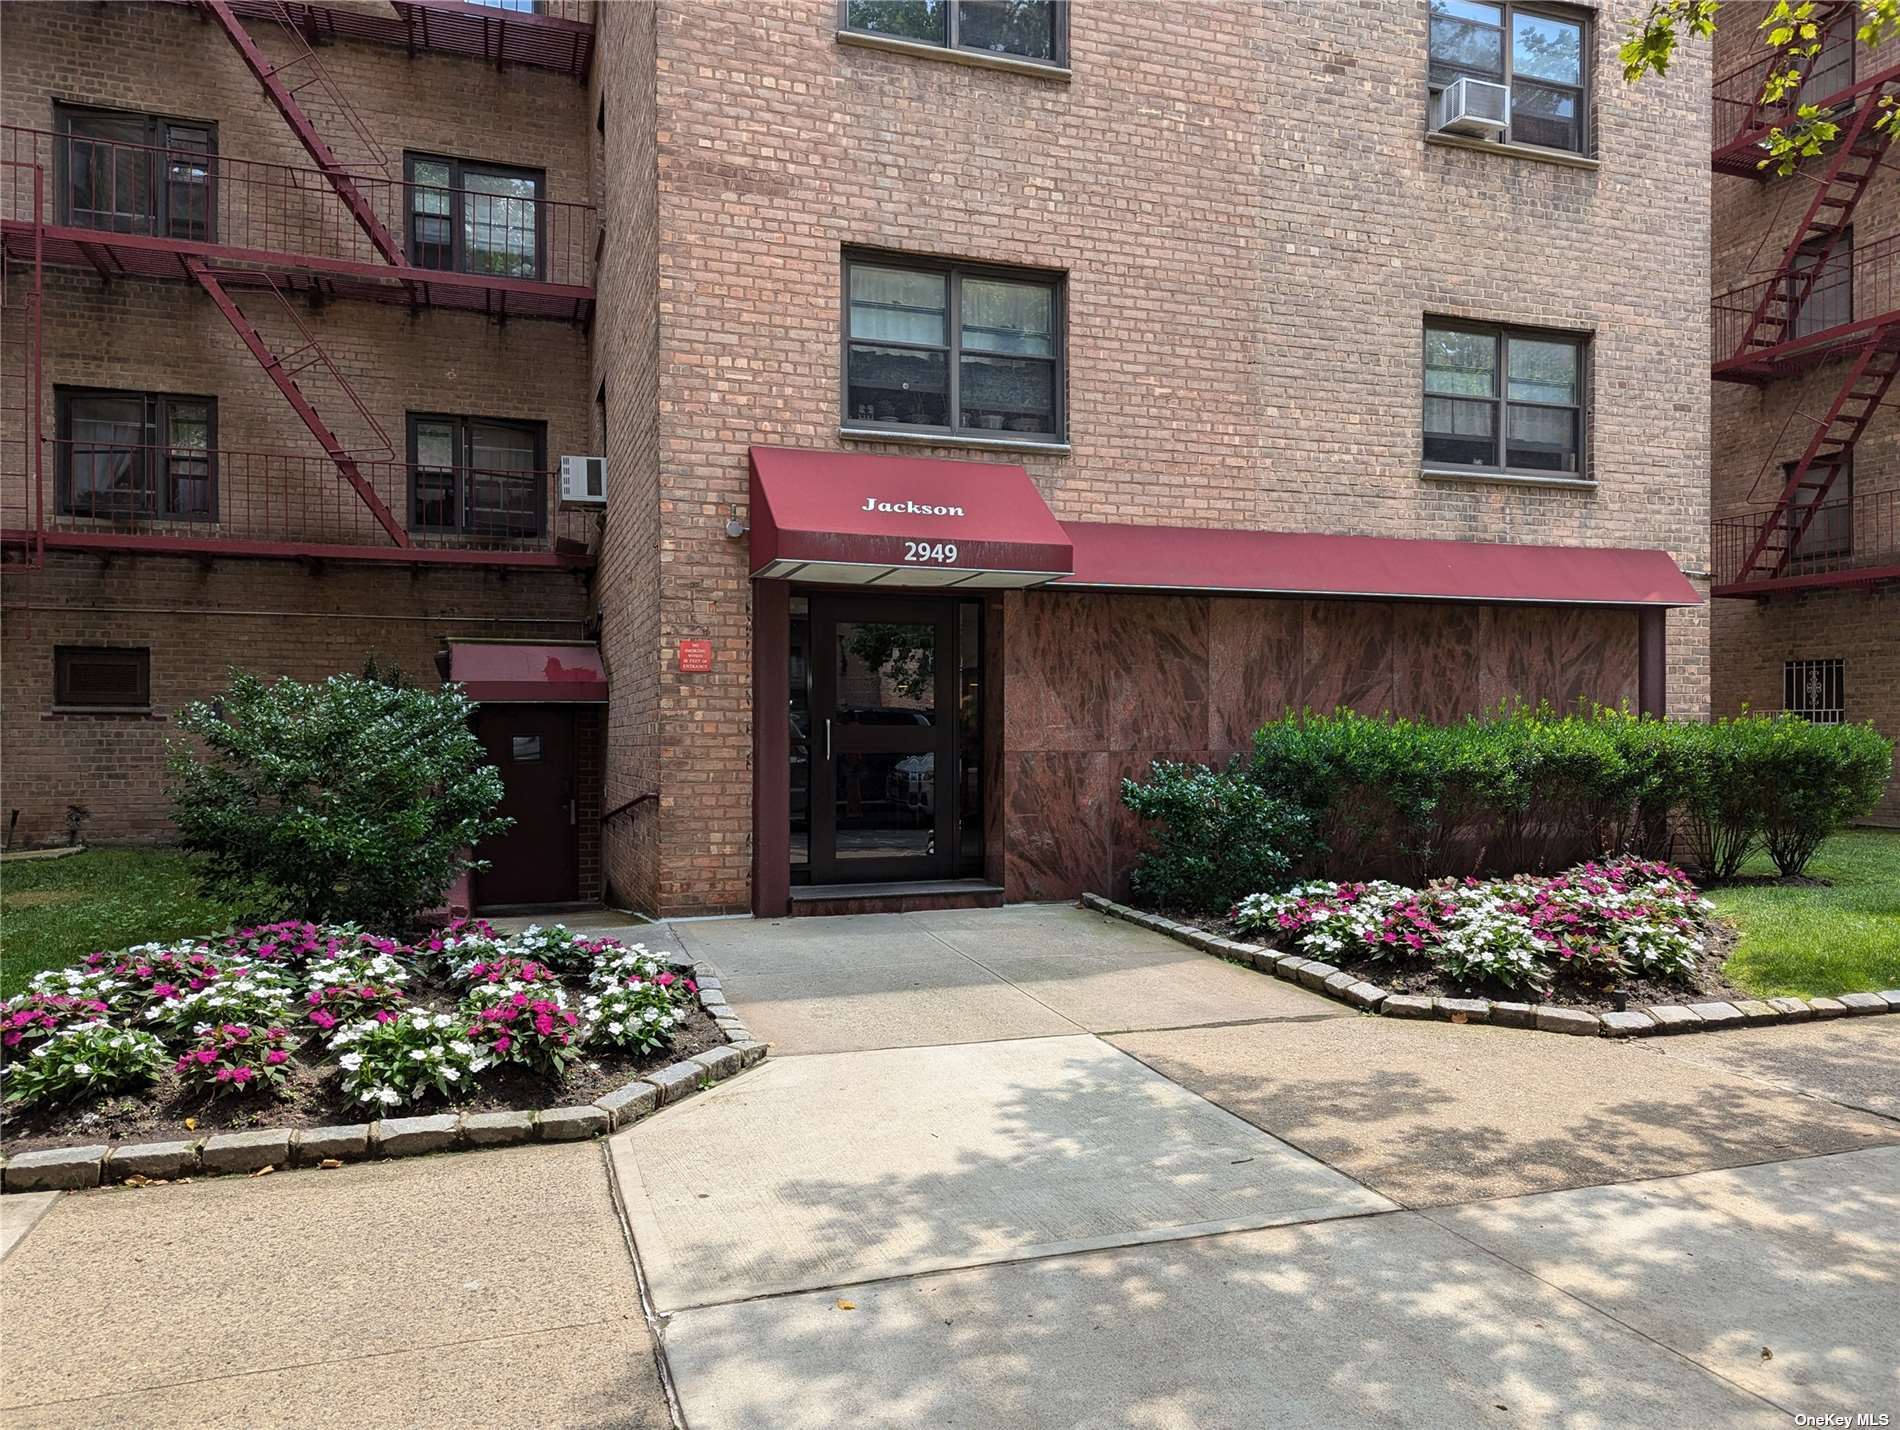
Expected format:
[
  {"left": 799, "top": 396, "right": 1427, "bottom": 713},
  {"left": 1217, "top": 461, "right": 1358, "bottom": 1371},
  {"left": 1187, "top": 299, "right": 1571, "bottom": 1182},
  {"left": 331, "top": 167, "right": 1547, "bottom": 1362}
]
[{"left": 4, "top": 903, "right": 1896, "bottom": 1428}]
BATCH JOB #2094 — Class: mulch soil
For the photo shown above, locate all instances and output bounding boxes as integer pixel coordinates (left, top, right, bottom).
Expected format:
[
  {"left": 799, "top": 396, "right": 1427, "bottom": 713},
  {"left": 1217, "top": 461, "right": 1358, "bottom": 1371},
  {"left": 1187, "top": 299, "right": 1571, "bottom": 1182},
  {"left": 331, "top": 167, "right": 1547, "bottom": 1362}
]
[
  {"left": 0, "top": 1002, "right": 727, "bottom": 1158},
  {"left": 1172, "top": 910, "right": 1756, "bottom": 1015}
]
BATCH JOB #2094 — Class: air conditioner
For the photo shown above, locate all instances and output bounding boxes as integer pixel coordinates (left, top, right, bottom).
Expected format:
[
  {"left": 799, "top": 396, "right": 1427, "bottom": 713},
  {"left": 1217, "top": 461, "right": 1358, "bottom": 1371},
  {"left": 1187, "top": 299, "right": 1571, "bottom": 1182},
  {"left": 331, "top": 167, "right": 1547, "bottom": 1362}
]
[
  {"left": 1432, "top": 76, "right": 1510, "bottom": 137},
  {"left": 560, "top": 454, "right": 607, "bottom": 505}
]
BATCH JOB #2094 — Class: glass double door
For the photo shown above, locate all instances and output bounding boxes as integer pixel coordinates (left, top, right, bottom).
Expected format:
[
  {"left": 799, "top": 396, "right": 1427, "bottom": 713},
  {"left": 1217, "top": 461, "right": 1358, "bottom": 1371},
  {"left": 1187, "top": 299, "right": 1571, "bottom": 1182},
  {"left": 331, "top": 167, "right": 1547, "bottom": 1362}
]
[{"left": 792, "top": 594, "right": 982, "bottom": 885}]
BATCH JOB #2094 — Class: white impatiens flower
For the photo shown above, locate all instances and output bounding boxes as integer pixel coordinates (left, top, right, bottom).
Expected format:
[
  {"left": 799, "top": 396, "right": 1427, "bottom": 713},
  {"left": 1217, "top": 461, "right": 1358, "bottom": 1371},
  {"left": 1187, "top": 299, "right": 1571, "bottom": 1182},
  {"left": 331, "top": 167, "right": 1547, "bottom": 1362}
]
[
  {"left": 377, "top": 1087, "right": 402, "bottom": 1105},
  {"left": 72, "top": 1063, "right": 92, "bottom": 1076},
  {"left": 408, "top": 1049, "right": 427, "bottom": 1061},
  {"left": 338, "top": 1052, "right": 364, "bottom": 1071}
]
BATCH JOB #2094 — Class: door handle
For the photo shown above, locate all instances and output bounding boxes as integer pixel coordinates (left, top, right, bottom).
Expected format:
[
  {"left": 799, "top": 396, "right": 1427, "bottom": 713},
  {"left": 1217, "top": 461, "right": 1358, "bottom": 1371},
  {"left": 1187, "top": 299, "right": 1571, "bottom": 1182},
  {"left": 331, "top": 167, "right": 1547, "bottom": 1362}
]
[
  {"left": 567, "top": 797, "right": 576, "bottom": 826},
  {"left": 825, "top": 717, "right": 832, "bottom": 763}
]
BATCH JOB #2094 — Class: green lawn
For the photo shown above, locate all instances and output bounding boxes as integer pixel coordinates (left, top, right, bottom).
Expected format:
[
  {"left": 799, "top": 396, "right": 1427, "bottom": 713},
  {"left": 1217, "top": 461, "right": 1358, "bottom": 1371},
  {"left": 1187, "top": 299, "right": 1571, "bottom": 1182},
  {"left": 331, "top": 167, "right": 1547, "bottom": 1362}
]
[
  {"left": 1713, "top": 827, "right": 1900, "bottom": 999},
  {"left": 0, "top": 849, "right": 248, "bottom": 998}
]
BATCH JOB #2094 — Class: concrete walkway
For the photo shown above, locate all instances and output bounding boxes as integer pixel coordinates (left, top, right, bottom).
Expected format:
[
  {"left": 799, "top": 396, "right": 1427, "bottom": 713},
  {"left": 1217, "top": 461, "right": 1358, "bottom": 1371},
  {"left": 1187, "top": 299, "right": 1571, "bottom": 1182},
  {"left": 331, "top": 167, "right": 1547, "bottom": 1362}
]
[{"left": 4, "top": 903, "right": 1896, "bottom": 1428}]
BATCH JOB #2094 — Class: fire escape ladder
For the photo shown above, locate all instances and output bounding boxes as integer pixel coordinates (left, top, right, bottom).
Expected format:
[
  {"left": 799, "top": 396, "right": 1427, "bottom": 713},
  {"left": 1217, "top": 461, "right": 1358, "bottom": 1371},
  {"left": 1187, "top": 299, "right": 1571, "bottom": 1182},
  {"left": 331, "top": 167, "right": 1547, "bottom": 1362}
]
[
  {"left": 184, "top": 257, "right": 411, "bottom": 547},
  {"left": 1733, "top": 0, "right": 1855, "bottom": 142},
  {"left": 1734, "top": 330, "right": 1900, "bottom": 582},
  {"left": 1734, "top": 83, "right": 1896, "bottom": 359},
  {"left": 199, "top": 0, "right": 407, "bottom": 269}
]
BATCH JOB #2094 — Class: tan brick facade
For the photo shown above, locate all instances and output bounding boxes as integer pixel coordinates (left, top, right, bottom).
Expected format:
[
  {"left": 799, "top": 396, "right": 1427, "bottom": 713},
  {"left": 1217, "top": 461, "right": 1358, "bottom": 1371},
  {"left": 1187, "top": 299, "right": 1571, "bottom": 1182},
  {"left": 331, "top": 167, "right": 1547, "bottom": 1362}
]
[
  {"left": 0, "top": 4, "right": 600, "bottom": 856},
  {"left": 1, "top": 2, "right": 1722, "bottom": 910},
  {"left": 1710, "top": 9, "right": 1900, "bottom": 824},
  {"left": 589, "top": 0, "right": 1712, "bottom": 914}
]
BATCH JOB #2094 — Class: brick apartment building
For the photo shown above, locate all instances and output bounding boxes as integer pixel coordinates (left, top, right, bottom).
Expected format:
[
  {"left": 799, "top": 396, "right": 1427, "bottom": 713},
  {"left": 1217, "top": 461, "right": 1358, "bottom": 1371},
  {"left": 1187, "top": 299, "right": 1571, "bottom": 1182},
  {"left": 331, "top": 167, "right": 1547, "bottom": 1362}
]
[
  {"left": 1709, "top": 6, "right": 1900, "bottom": 826},
  {"left": 2, "top": 0, "right": 1710, "bottom": 918}
]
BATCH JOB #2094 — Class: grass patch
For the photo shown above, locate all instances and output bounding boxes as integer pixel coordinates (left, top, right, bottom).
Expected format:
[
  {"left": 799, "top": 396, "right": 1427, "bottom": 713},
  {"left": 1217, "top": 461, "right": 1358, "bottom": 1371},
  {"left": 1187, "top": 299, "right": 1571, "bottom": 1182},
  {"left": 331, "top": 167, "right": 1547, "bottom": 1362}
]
[
  {"left": 1712, "top": 827, "right": 1900, "bottom": 999},
  {"left": 0, "top": 849, "right": 250, "bottom": 998}
]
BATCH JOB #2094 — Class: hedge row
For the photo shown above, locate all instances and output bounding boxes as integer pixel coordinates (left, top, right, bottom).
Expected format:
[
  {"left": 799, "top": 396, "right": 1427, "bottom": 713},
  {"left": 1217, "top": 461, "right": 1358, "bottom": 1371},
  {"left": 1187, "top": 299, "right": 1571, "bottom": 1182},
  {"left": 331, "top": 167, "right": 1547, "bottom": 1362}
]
[{"left": 1121, "top": 708, "right": 1892, "bottom": 914}]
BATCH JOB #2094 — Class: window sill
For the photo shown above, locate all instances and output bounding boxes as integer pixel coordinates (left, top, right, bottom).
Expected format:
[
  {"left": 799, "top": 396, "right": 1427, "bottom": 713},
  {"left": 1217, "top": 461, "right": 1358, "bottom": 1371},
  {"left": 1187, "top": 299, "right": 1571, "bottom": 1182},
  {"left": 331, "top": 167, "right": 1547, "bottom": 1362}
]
[
  {"left": 1422, "top": 466, "right": 1597, "bottom": 491},
  {"left": 836, "top": 29, "right": 1072, "bottom": 82},
  {"left": 1424, "top": 132, "right": 1601, "bottom": 171},
  {"left": 839, "top": 426, "right": 1071, "bottom": 456},
  {"left": 46, "top": 706, "right": 163, "bottom": 719}
]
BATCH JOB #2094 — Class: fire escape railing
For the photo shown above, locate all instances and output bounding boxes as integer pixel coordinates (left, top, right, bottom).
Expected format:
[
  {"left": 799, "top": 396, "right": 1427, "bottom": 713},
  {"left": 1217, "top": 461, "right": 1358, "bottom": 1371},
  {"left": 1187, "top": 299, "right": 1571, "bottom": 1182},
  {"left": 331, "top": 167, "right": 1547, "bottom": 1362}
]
[
  {"left": 1, "top": 160, "right": 45, "bottom": 573},
  {"left": 1713, "top": 233, "right": 1900, "bottom": 378},
  {"left": 0, "top": 126, "right": 597, "bottom": 296},
  {"left": 14, "top": 440, "right": 592, "bottom": 562},
  {"left": 1710, "top": 3, "right": 1862, "bottom": 175},
  {"left": 1713, "top": 487, "right": 1900, "bottom": 594}
]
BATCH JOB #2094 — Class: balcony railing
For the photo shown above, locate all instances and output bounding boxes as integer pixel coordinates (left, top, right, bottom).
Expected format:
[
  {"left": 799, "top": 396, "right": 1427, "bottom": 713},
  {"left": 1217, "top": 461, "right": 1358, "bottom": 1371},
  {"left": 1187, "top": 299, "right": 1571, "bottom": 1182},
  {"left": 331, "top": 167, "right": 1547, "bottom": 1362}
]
[
  {"left": 1711, "top": 487, "right": 1900, "bottom": 593},
  {"left": 6, "top": 440, "right": 594, "bottom": 560},
  {"left": 1712, "top": 233, "right": 1900, "bottom": 375},
  {"left": 0, "top": 127, "right": 595, "bottom": 302}
]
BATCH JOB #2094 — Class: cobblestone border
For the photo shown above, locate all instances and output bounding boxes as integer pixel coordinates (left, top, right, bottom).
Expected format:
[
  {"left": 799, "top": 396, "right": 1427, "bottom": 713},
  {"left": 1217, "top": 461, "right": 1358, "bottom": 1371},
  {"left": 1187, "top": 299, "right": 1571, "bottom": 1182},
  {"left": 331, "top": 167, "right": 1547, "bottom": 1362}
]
[
  {"left": 1083, "top": 893, "right": 1900, "bottom": 1041},
  {"left": 0, "top": 956, "right": 764, "bottom": 1196}
]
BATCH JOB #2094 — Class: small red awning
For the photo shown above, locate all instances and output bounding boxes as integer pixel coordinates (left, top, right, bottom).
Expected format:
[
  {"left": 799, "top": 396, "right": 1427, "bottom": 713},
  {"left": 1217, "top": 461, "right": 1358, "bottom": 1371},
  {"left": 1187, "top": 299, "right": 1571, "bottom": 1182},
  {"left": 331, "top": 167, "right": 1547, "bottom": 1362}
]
[
  {"left": 445, "top": 642, "right": 608, "bottom": 702},
  {"left": 1057, "top": 523, "right": 1702, "bottom": 607},
  {"left": 749, "top": 445, "right": 1072, "bottom": 587}
]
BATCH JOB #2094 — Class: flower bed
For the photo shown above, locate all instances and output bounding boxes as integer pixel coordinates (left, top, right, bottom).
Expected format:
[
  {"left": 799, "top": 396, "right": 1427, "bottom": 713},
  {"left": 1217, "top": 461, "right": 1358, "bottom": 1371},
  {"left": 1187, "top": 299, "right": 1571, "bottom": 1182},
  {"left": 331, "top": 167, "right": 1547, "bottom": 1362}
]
[
  {"left": 0, "top": 920, "right": 722, "bottom": 1156},
  {"left": 1223, "top": 857, "right": 1748, "bottom": 1012}
]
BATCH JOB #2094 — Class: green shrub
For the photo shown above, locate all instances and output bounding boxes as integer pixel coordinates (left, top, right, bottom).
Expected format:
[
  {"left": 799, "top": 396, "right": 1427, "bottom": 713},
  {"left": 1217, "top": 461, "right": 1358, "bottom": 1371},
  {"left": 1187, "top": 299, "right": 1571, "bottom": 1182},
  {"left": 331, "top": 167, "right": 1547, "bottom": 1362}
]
[
  {"left": 168, "top": 672, "right": 511, "bottom": 929},
  {"left": 1120, "top": 759, "right": 1312, "bottom": 914},
  {"left": 1751, "top": 717, "right": 1893, "bottom": 877},
  {"left": 1243, "top": 707, "right": 1892, "bottom": 886}
]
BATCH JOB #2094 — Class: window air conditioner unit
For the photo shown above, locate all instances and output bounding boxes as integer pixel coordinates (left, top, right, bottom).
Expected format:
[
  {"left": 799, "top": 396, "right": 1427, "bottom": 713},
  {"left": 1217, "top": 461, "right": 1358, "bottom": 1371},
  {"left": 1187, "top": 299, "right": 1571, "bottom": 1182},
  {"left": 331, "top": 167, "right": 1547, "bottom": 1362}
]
[
  {"left": 560, "top": 454, "right": 607, "bottom": 504},
  {"left": 1432, "top": 77, "right": 1510, "bottom": 137}
]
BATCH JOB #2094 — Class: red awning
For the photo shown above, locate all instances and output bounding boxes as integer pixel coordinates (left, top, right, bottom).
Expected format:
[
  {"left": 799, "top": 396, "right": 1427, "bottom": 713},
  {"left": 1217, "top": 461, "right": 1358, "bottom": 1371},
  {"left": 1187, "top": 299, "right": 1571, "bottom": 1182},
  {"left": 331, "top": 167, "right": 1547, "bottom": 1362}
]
[
  {"left": 749, "top": 445, "right": 1072, "bottom": 588},
  {"left": 445, "top": 642, "right": 608, "bottom": 702},
  {"left": 1056, "top": 523, "right": 1702, "bottom": 606}
]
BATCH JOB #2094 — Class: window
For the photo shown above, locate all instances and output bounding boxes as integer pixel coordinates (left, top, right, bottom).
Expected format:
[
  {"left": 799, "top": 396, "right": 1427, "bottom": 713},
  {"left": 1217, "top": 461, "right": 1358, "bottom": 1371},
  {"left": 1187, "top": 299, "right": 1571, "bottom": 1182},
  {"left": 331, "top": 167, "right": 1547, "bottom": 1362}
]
[
  {"left": 54, "top": 647, "right": 151, "bottom": 710},
  {"left": 54, "top": 104, "right": 215, "bottom": 240},
  {"left": 55, "top": 388, "right": 215, "bottom": 519},
  {"left": 1785, "top": 659, "right": 1845, "bottom": 724},
  {"left": 469, "top": 0, "right": 543, "bottom": 11},
  {"left": 1428, "top": 2, "right": 1588, "bottom": 153},
  {"left": 1796, "top": 5, "right": 1856, "bottom": 106},
  {"left": 404, "top": 154, "right": 544, "bottom": 280},
  {"left": 407, "top": 414, "right": 546, "bottom": 537},
  {"left": 1789, "top": 227, "right": 1853, "bottom": 339},
  {"left": 840, "top": 1, "right": 1065, "bottom": 67},
  {"left": 1423, "top": 322, "right": 1585, "bottom": 477},
  {"left": 844, "top": 253, "right": 1063, "bottom": 442},
  {"left": 1784, "top": 456, "right": 1854, "bottom": 565}
]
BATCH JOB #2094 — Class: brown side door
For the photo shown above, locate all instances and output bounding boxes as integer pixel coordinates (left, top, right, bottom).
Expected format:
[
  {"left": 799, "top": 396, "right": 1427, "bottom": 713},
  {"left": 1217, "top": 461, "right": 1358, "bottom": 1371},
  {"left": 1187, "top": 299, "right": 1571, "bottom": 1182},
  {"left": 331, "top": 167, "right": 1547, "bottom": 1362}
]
[{"left": 473, "top": 706, "right": 578, "bottom": 907}]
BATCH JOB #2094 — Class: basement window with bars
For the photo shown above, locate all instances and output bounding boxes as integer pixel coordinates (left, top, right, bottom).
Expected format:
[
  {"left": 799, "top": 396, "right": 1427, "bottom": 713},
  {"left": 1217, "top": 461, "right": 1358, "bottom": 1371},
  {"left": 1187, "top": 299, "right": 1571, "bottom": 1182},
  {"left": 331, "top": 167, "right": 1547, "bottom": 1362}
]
[
  {"left": 407, "top": 414, "right": 546, "bottom": 539},
  {"left": 839, "top": 1, "right": 1066, "bottom": 67},
  {"left": 54, "top": 104, "right": 215, "bottom": 241},
  {"left": 54, "top": 647, "right": 151, "bottom": 712},
  {"left": 55, "top": 389, "right": 216, "bottom": 521},
  {"left": 1423, "top": 321, "right": 1586, "bottom": 478},
  {"left": 1428, "top": 1, "right": 1589, "bottom": 154},
  {"left": 1785, "top": 659, "right": 1846, "bottom": 724},
  {"left": 405, "top": 154, "right": 545, "bottom": 281}
]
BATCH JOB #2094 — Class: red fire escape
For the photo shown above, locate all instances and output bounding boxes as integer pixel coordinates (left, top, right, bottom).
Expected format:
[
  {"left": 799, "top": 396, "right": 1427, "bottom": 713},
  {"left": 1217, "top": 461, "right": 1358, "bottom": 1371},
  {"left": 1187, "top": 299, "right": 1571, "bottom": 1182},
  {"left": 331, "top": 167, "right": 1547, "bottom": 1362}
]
[
  {"left": 1709, "top": 41, "right": 1900, "bottom": 597},
  {"left": 0, "top": 0, "right": 596, "bottom": 570}
]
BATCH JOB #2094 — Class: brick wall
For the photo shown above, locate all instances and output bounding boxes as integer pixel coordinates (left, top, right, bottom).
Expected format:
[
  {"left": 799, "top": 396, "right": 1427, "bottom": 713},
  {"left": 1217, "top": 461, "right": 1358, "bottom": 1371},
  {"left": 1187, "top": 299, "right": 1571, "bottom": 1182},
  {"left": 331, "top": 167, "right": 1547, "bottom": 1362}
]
[
  {"left": 1710, "top": 7, "right": 1900, "bottom": 822},
  {"left": 594, "top": 0, "right": 1712, "bottom": 914},
  {"left": 1, "top": 553, "right": 592, "bottom": 850},
  {"left": 590, "top": 0, "right": 664, "bottom": 912}
]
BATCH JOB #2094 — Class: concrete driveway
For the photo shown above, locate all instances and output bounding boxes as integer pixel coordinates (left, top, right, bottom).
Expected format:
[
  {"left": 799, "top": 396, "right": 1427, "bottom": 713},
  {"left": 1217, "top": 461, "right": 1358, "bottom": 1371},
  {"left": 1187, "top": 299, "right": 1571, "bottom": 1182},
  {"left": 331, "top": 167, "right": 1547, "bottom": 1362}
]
[{"left": 4, "top": 902, "right": 1896, "bottom": 1428}]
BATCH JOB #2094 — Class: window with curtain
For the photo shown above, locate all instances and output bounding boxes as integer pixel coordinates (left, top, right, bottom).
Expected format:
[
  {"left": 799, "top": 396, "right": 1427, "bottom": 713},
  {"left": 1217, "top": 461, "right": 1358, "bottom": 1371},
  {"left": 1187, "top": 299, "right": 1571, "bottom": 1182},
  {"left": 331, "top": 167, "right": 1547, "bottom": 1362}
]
[
  {"left": 1428, "top": 2, "right": 1588, "bottom": 154},
  {"left": 55, "top": 388, "right": 215, "bottom": 520},
  {"left": 55, "top": 104, "right": 215, "bottom": 240},
  {"left": 840, "top": 1, "right": 1064, "bottom": 65},
  {"left": 844, "top": 253, "right": 1063, "bottom": 441},
  {"left": 407, "top": 414, "right": 545, "bottom": 538},
  {"left": 1423, "top": 322, "right": 1585, "bottom": 477}
]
